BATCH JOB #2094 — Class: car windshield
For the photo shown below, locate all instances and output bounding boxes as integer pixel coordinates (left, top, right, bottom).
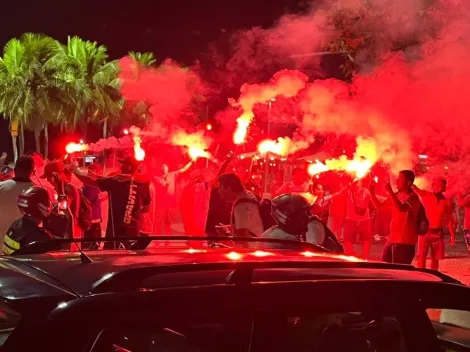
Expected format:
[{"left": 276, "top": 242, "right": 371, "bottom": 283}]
[{"left": 0, "top": 300, "right": 21, "bottom": 347}]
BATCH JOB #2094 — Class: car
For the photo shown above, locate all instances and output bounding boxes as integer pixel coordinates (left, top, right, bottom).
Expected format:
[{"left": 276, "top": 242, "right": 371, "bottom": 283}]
[{"left": 0, "top": 236, "right": 469, "bottom": 352}]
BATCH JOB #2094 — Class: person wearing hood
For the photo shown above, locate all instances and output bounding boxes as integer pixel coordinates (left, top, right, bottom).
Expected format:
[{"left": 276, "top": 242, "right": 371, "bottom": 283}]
[{"left": 69, "top": 156, "right": 151, "bottom": 248}]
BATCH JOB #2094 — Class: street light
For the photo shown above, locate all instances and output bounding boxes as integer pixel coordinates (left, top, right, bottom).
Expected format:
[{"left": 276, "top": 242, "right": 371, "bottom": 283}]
[{"left": 264, "top": 98, "right": 276, "bottom": 196}]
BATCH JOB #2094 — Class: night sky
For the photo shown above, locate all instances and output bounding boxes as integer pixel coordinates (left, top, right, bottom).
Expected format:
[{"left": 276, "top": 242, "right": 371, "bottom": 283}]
[
  {"left": 0, "top": 0, "right": 310, "bottom": 158},
  {"left": 1, "top": 0, "right": 306, "bottom": 63}
]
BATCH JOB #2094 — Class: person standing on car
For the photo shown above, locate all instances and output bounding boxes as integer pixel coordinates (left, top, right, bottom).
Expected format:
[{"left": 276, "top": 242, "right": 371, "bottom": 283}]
[
  {"left": 69, "top": 156, "right": 151, "bottom": 249},
  {"left": 217, "top": 173, "right": 264, "bottom": 241},
  {"left": 0, "top": 155, "right": 35, "bottom": 252},
  {"left": 3, "top": 186, "right": 53, "bottom": 255},
  {"left": 370, "top": 170, "right": 422, "bottom": 265},
  {"left": 413, "top": 178, "right": 456, "bottom": 270}
]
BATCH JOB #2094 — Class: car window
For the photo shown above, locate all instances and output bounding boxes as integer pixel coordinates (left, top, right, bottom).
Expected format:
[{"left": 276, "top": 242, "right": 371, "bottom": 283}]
[
  {"left": 427, "top": 309, "right": 470, "bottom": 330},
  {"left": 0, "top": 300, "right": 21, "bottom": 347},
  {"left": 250, "top": 311, "right": 410, "bottom": 352},
  {"left": 89, "top": 322, "right": 244, "bottom": 352}
]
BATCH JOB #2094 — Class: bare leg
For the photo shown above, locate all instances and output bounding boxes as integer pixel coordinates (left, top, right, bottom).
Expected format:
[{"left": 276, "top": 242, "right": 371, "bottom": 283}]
[
  {"left": 344, "top": 241, "right": 354, "bottom": 256},
  {"left": 417, "top": 254, "right": 426, "bottom": 268},
  {"left": 362, "top": 240, "right": 371, "bottom": 259},
  {"left": 430, "top": 256, "right": 439, "bottom": 270}
]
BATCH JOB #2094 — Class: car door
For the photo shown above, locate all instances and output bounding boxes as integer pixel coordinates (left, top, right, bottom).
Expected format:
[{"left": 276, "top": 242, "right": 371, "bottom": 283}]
[
  {"left": 2, "top": 285, "right": 254, "bottom": 352},
  {"left": 419, "top": 283, "right": 470, "bottom": 351}
]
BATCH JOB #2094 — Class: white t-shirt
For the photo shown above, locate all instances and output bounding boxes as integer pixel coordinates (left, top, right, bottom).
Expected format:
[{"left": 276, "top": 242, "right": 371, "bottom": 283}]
[
  {"left": 306, "top": 219, "right": 326, "bottom": 245},
  {"left": 261, "top": 226, "right": 298, "bottom": 249},
  {"left": 231, "top": 191, "right": 264, "bottom": 237},
  {"left": 0, "top": 179, "right": 34, "bottom": 251},
  {"left": 261, "top": 219, "right": 326, "bottom": 250}
]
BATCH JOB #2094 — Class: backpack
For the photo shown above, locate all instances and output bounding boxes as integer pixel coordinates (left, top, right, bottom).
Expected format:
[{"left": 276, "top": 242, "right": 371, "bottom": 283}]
[
  {"left": 322, "top": 224, "right": 344, "bottom": 253},
  {"left": 65, "top": 184, "right": 92, "bottom": 231},
  {"left": 232, "top": 197, "right": 276, "bottom": 233},
  {"left": 304, "top": 216, "right": 344, "bottom": 253},
  {"left": 416, "top": 199, "right": 429, "bottom": 236},
  {"left": 77, "top": 190, "right": 93, "bottom": 230}
]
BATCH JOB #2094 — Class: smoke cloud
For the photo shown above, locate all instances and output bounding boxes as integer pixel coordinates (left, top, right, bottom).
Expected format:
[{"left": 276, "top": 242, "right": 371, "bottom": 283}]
[{"left": 221, "top": 0, "right": 470, "bottom": 193}]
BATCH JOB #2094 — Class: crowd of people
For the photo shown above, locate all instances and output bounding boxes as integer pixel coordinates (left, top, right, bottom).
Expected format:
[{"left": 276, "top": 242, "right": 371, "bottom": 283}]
[{"left": 0, "top": 150, "right": 468, "bottom": 270}]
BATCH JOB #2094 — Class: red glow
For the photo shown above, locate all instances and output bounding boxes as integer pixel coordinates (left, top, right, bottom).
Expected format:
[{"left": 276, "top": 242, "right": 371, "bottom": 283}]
[
  {"left": 258, "top": 137, "right": 309, "bottom": 156},
  {"left": 66, "top": 142, "right": 88, "bottom": 154},
  {"left": 226, "top": 251, "right": 243, "bottom": 261},
  {"left": 183, "top": 248, "right": 206, "bottom": 254},
  {"left": 172, "top": 130, "right": 212, "bottom": 160},
  {"left": 123, "top": 129, "right": 130, "bottom": 135},
  {"left": 232, "top": 70, "right": 309, "bottom": 145},
  {"left": 301, "top": 251, "right": 321, "bottom": 258},
  {"left": 251, "top": 250, "right": 274, "bottom": 257}
]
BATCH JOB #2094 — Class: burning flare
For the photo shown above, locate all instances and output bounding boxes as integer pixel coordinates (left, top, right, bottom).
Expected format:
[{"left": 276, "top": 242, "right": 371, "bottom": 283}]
[
  {"left": 233, "top": 114, "right": 251, "bottom": 145},
  {"left": 172, "top": 130, "right": 212, "bottom": 161},
  {"left": 133, "top": 136, "right": 145, "bottom": 161},
  {"left": 257, "top": 137, "right": 309, "bottom": 156},
  {"left": 65, "top": 142, "right": 88, "bottom": 154},
  {"left": 307, "top": 137, "right": 377, "bottom": 179},
  {"left": 232, "top": 70, "right": 309, "bottom": 145},
  {"left": 130, "top": 127, "right": 145, "bottom": 161}
]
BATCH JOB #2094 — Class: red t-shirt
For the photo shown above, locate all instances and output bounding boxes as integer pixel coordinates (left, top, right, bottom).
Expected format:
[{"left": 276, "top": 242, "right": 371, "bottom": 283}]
[{"left": 384, "top": 191, "right": 421, "bottom": 245}]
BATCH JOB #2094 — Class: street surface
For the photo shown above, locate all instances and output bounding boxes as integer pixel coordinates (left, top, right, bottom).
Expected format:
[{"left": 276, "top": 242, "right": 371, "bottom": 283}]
[{"left": 356, "top": 240, "right": 470, "bottom": 284}]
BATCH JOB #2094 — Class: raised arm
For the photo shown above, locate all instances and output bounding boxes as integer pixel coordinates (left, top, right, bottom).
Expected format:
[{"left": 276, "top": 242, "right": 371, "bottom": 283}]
[
  {"left": 175, "top": 161, "right": 193, "bottom": 175},
  {"left": 213, "top": 152, "right": 235, "bottom": 189},
  {"left": 69, "top": 165, "right": 99, "bottom": 187},
  {"left": 369, "top": 186, "right": 390, "bottom": 210},
  {"left": 385, "top": 183, "right": 411, "bottom": 212},
  {"left": 412, "top": 184, "right": 430, "bottom": 198}
]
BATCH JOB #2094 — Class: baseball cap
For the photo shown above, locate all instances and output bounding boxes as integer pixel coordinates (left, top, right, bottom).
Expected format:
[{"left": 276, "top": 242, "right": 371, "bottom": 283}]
[
  {"left": 118, "top": 156, "right": 140, "bottom": 171},
  {"left": 40, "top": 161, "right": 65, "bottom": 179}
]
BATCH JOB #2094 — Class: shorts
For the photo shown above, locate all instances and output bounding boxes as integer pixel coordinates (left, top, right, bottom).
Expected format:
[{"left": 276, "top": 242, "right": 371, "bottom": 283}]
[
  {"left": 343, "top": 219, "right": 372, "bottom": 243},
  {"left": 381, "top": 242, "right": 415, "bottom": 264},
  {"left": 418, "top": 231, "right": 445, "bottom": 260}
]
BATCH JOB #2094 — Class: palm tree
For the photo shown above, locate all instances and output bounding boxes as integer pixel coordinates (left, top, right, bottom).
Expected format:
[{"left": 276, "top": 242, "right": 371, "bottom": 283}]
[
  {"left": 128, "top": 51, "right": 156, "bottom": 67},
  {"left": 48, "top": 36, "right": 122, "bottom": 139},
  {"left": 0, "top": 33, "right": 61, "bottom": 161}
]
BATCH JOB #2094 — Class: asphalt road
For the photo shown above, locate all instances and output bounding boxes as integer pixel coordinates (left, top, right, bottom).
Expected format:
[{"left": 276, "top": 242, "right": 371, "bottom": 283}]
[{"left": 356, "top": 240, "right": 470, "bottom": 284}]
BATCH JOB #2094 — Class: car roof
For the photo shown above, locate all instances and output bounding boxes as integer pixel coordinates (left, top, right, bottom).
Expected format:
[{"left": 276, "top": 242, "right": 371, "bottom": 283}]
[{"left": 2, "top": 248, "right": 448, "bottom": 298}]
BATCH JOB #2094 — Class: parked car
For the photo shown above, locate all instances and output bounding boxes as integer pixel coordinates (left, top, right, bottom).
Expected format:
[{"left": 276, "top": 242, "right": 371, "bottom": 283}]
[{"left": 0, "top": 236, "right": 469, "bottom": 352}]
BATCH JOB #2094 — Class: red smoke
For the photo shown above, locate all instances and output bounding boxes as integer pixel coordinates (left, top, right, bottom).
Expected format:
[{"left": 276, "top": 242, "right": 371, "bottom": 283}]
[{"left": 221, "top": 0, "right": 470, "bottom": 193}]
